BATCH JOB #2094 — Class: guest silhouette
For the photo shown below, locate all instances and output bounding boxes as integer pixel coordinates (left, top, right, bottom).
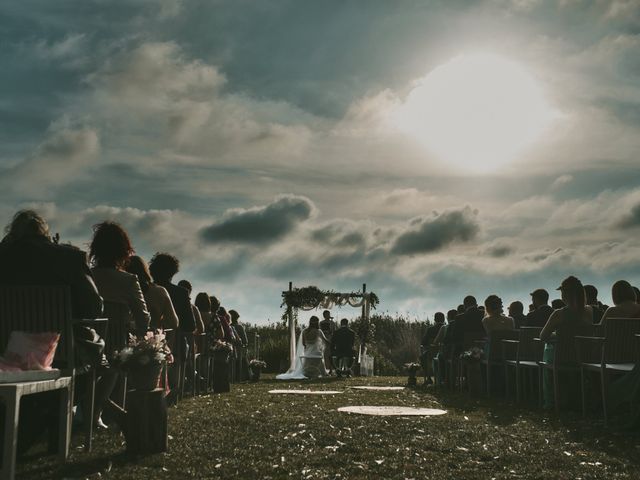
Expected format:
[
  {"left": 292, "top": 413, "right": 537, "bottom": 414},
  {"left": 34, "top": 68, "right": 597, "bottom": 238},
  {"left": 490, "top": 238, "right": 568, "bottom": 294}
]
[
  {"left": 525, "top": 289, "right": 553, "bottom": 328},
  {"left": 599, "top": 280, "right": 640, "bottom": 327}
]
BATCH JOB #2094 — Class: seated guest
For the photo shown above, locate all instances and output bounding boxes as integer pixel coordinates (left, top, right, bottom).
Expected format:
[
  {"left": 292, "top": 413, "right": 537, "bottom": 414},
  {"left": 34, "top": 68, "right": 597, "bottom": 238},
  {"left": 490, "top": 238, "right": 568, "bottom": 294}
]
[
  {"left": 551, "top": 298, "right": 566, "bottom": 310},
  {"left": 434, "top": 309, "right": 458, "bottom": 346},
  {"left": 599, "top": 280, "right": 640, "bottom": 327},
  {"left": 508, "top": 301, "right": 526, "bottom": 329},
  {"left": 149, "top": 253, "right": 196, "bottom": 338},
  {"left": 0, "top": 209, "right": 103, "bottom": 318},
  {"left": 433, "top": 309, "right": 460, "bottom": 385},
  {"left": 482, "top": 295, "right": 515, "bottom": 334},
  {"left": 177, "top": 279, "right": 205, "bottom": 335},
  {"left": 126, "top": 255, "right": 178, "bottom": 330},
  {"left": 89, "top": 222, "right": 153, "bottom": 427},
  {"left": 634, "top": 287, "right": 640, "bottom": 304},
  {"left": 584, "top": 284, "right": 605, "bottom": 324},
  {"left": 195, "top": 293, "right": 223, "bottom": 339},
  {"left": 451, "top": 295, "right": 485, "bottom": 352},
  {"left": 89, "top": 222, "right": 151, "bottom": 334},
  {"left": 149, "top": 253, "right": 195, "bottom": 400},
  {"left": 230, "top": 309, "right": 249, "bottom": 381},
  {"left": 421, "top": 312, "right": 444, "bottom": 385},
  {"left": 331, "top": 318, "right": 356, "bottom": 378},
  {"left": 0, "top": 210, "right": 104, "bottom": 451},
  {"left": 540, "top": 276, "right": 593, "bottom": 409},
  {"left": 525, "top": 289, "right": 553, "bottom": 328}
]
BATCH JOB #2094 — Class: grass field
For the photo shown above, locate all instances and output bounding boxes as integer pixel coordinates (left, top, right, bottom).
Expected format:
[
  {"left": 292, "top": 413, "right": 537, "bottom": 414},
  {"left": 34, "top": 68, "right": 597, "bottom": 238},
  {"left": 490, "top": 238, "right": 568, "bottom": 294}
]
[{"left": 16, "top": 375, "right": 640, "bottom": 479}]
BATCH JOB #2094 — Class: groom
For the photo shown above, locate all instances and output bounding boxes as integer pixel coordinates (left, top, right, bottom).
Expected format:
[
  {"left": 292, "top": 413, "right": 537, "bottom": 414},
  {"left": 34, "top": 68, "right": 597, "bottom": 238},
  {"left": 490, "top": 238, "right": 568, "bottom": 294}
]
[{"left": 319, "top": 310, "right": 336, "bottom": 374}]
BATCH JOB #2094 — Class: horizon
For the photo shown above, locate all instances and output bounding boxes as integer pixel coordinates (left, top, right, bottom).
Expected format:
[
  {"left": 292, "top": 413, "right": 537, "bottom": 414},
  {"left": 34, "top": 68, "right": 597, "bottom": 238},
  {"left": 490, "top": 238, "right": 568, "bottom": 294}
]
[{"left": 1, "top": 1, "right": 639, "bottom": 324}]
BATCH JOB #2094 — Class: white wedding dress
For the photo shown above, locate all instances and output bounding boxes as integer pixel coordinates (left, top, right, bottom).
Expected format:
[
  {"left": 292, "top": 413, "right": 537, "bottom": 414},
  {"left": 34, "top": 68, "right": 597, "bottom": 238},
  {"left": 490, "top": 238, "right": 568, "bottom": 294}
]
[{"left": 276, "top": 330, "right": 327, "bottom": 380}]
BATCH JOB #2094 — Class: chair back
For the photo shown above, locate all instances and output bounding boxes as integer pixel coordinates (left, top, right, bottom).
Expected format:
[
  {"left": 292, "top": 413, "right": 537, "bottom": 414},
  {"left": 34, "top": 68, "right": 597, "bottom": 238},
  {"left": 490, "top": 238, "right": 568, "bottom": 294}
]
[
  {"left": 486, "top": 330, "right": 519, "bottom": 360},
  {"left": 103, "top": 300, "right": 132, "bottom": 358},
  {"left": 0, "top": 285, "right": 74, "bottom": 371},
  {"left": 604, "top": 318, "right": 640, "bottom": 363},
  {"left": 554, "top": 326, "right": 595, "bottom": 365},
  {"left": 462, "top": 331, "right": 486, "bottom": 349},
  {"left": 518, "top": 327, "right": 543, "bottom": 361}
]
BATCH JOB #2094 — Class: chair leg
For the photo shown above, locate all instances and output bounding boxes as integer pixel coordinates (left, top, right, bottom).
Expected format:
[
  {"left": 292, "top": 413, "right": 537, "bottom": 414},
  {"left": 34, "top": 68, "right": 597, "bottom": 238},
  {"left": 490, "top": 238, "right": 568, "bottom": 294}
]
[
  {"left": 538, "top": 367, "right": 543, "bottom": 409},
  {"left": 553, "top": 367, "right": 560, "bottom": 415},
  {"left": 2, "top": 391, "right": 21, "bottom": 480},
  {"left": 487, "top": 364, "right": 491, "bottom": 398},
  {"left": 601, "top": 369, "right": 608, "bottom": 427},
  {"left": 58, "top": 384, "right": 72, "bottom": 461},
  {"left": 85, "top": 369, "right": 96, "bottom": 452},
  {"left": 580, "top": 367, "right": 586, "bottom": 419},
  {"left": 505, "top": 366, "right": 510, "bottom": 400},
  {"left": 515, "top": 366, "right": 521, "bottom": 404}
]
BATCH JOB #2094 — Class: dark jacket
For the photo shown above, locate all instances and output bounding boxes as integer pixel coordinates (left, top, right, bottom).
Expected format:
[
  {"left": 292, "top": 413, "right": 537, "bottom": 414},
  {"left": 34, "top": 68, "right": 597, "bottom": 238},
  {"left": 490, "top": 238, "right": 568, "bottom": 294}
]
[
  {"left": 331, "top": 326, "right": 356, "bottom": 356},
  {"left": 421, "top": 323, "right": 443, "bottom": 348},
  {"left": 452, "top": 306, "right": 485, "bottom": 345},
  {"left": 157, "top": 281, "right": 195, "bottom": 333},
  {"left": 525, "top": 304, "right": 554, "bottom": 328},
  {"left": 0, "top": 236, "right": 103, "bottom": 318}
]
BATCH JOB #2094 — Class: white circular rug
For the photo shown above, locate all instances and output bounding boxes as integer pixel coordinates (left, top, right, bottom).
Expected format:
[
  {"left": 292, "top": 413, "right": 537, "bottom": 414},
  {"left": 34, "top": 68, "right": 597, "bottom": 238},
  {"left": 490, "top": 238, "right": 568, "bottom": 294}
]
[
  {"left": 350, "top": 386, "right": 405, "bottom": 391},
  {"left": 268, "top": 389, "right": 342, "bottom": 395},
  {"left": 337, "top": 406, "right": 447, "bottom": 416}
]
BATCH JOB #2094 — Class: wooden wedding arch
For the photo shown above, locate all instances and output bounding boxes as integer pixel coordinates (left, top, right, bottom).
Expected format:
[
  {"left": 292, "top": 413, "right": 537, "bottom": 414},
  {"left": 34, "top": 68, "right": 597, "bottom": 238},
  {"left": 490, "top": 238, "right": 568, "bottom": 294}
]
[{"left": 281, "top": 282, "right": 379, "bottom": 374}]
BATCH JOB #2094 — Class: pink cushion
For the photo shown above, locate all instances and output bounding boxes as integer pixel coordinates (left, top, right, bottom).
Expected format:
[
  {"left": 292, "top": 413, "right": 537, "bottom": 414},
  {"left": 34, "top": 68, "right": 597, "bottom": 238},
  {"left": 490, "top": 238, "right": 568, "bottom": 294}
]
[{"left": 1, "top": 331, "right": 60, "bottom": 371}]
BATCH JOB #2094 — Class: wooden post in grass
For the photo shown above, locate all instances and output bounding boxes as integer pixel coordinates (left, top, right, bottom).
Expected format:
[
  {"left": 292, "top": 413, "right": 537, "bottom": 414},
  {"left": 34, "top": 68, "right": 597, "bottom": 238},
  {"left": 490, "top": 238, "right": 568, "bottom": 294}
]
[{"left": 125, "top": 389, "right": 168, "bottom": 454}]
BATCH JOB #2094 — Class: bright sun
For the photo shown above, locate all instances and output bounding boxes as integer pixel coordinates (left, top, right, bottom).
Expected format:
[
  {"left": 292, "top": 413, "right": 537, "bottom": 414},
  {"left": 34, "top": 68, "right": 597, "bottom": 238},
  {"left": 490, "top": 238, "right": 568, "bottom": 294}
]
[{"left": 393, "top": 53, "right": 558, "bottom": 172}]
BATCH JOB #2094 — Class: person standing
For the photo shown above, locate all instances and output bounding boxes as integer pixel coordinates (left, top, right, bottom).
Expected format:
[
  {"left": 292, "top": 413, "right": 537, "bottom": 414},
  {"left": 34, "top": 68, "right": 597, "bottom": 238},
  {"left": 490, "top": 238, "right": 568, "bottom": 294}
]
[
  {"left": 421, "top": 312, "right": 445, "bottom": 385},
  {"left": 331, "top": 318, "right": 356, "bottom": 377},
  {"left": 319, "top": 310, "right": 336, "bottom": 374}
]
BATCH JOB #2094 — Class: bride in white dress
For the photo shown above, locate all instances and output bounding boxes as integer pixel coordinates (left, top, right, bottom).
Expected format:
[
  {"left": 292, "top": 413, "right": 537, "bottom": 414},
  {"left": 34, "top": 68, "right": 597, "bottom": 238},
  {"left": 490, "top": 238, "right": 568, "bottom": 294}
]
[
  {"left": 276, "top": 315, "right": 329, "bottom": 380},
  {"left": 301, "top": 316, "right": 329, "bottom": 378}
]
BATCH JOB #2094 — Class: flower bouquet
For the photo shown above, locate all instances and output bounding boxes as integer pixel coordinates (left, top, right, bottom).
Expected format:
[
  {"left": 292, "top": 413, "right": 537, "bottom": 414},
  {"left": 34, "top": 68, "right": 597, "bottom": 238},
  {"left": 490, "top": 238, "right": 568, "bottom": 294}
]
[
  {"left": 210, "top": 339, "right": 233, "bottom": 362},
  {"left": 115, "top": 331, "right": 171, "bottom": 391},
  {"left": 404, "top": 362, "right": 421, "bottom": 387},
  {"left": 249, "top": 359, "right": 266, "bottom": 382}
]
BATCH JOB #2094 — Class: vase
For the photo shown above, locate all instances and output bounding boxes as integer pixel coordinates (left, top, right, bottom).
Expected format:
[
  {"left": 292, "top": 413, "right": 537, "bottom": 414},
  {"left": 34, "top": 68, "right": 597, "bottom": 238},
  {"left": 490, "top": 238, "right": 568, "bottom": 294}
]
[{"left": 128, "top": 363, "right": 163, "bottom": 391}]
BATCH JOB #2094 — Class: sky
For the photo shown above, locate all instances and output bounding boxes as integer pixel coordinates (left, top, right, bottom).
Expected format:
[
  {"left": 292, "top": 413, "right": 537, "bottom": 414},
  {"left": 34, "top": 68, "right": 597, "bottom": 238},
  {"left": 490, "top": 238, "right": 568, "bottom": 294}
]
[{"left": 1, "top": 0, "right": 640, "bottom": 324}]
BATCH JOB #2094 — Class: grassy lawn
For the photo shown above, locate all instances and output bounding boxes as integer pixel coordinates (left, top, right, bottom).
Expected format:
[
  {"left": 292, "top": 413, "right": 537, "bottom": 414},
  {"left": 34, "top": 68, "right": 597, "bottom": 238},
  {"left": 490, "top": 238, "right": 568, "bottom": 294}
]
[{"left": 17, "top": 375, "right": 640, "bottom": 479}]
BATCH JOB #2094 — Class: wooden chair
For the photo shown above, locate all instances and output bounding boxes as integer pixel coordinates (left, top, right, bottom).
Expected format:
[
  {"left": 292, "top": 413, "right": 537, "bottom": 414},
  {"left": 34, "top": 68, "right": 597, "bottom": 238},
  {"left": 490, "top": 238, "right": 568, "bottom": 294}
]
[
  {"left": 537, "top": 328, "right": 593, "bottom": 415},
  {"left": 451, "top": 332, "right": 486, "bottom": 390},
  {"left": 102, "top": 301, "right": 132, "bottom": 408},
  {"left": 576, "top": 317, "right": 640, "bottom": 425},
  {"left": 503, "top": 327, "right": 543, "bottom": 403},
  {"left": 481, "top": 329, "right": 519, "bottom": 397},
  {"left": 0, "top": 286, "right": 74, "bottom": 480}
]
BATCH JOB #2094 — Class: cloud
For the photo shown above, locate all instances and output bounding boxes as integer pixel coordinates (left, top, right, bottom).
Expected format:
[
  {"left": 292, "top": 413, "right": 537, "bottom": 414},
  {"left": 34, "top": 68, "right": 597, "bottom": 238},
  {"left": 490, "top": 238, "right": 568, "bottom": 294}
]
[
  {"left": 618, "top": 202, "right": 640, "bottom": 229},
  {"left": 3, "top": 126, "right": 99, "bottom": 194},
  {"left": 201, "top": 195, "right": 316, "bottom": 245},
  {"left": 551, "top": 174, "right": 573, "bottom": 190},
  {"left": 391, "top": 207, "right": 480, "bottom": 255}
]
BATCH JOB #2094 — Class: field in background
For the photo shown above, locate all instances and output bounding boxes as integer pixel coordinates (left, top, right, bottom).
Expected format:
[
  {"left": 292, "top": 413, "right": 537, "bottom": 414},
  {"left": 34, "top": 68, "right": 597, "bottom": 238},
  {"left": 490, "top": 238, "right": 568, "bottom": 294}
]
[{"left": 244, "top": 313, "right": 430, "bottom": 375}]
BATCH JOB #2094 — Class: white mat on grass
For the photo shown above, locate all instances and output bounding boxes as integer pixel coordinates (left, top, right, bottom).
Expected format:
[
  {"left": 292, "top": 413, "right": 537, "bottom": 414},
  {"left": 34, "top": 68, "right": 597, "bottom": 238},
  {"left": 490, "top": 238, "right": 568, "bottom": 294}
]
[
  {"left": 269, "top": 389, "right": 342, "bottom": 395},
  {"left": 350, "top": 386, "right": 405, "bottom": 391},
  {"left": 337, "top": 406, "right": 447, "bottom": 416}
]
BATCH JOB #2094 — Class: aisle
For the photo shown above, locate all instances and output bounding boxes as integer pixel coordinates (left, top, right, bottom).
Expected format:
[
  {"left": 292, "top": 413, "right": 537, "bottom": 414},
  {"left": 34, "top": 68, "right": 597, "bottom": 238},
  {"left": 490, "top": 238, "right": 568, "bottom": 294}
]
[{"left": 16, "top": 376, "right": 638, "bottom": 480}]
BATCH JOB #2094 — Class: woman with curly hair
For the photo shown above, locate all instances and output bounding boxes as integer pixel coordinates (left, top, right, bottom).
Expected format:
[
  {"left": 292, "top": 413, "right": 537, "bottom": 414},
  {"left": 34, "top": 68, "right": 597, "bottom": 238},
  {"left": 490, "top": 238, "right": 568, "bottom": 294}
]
[{"left": 89, "top": 221, "right": 151, "bottom": 333}]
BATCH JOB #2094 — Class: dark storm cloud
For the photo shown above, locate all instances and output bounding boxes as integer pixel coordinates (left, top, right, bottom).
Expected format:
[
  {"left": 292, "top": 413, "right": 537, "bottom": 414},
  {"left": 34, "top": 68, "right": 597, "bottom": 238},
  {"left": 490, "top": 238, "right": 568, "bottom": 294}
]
[
  {"left": 391, "top": 207, "right": 480, "bottom": 256},
  {"left": 618, "top": 203, "right": 640, "bottom": 229},
  {"left": 311, "top": 221, "right": 367, "bottom": 249},
  {"left": 201, "top": 195, "right": 315, "bottom": 245}
]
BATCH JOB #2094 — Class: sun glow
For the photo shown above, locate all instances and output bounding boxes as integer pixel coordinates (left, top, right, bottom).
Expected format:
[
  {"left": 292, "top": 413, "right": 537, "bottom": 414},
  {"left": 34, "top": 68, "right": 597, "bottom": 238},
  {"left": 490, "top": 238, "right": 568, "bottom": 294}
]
[{"left": 393, "top": 53, "right": 558, "bottom": 172}]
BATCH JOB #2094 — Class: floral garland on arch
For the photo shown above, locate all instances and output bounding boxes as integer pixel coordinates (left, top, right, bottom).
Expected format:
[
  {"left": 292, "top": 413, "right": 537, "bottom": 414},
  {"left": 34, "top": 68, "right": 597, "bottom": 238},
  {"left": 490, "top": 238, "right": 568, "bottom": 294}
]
[{"left": 280, "top": 285, "right": 379, "bottom": 321}]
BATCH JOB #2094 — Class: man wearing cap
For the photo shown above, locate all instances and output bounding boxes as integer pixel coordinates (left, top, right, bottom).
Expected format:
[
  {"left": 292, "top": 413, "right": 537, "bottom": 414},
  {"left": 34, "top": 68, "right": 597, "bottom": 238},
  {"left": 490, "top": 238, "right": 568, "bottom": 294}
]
[
  {"left": 320, "top": 310, "right": 336, "bottom": 374},
  {"left": 525, "top": 288, "right": 554, "bottom": 328}
]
